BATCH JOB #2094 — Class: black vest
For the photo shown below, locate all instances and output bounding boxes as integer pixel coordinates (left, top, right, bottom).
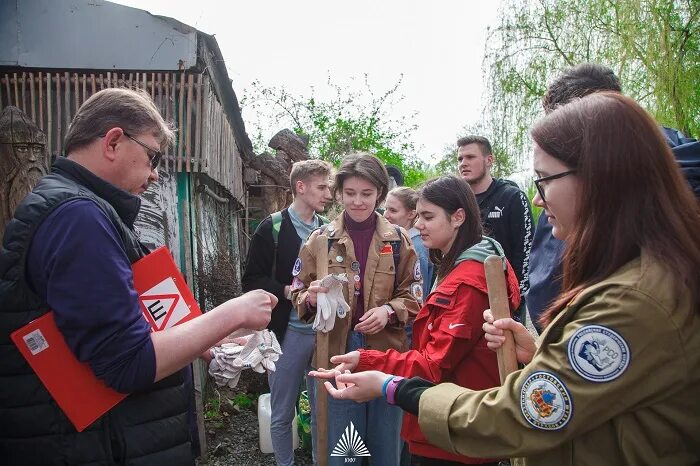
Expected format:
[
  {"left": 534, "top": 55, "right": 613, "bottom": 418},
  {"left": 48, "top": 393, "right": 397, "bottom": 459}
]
[{"left": 0, "top": 157, "right": 193, "bottom": 465}]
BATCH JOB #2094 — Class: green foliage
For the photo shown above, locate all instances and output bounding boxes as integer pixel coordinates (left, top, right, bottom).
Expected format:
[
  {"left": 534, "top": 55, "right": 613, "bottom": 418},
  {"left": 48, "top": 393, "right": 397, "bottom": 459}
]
[
  {"left": 241, "top": 75, "right": 429, "bottom": 187},
  {"left": 483, "top": 0, "right": 700, "bottom": 166}
]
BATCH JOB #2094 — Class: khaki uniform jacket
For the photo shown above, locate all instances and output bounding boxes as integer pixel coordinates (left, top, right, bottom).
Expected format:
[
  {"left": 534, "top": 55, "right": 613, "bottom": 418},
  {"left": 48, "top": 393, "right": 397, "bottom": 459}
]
[
  {"left": 292, "top": 213, "right": 421, "bottom": 367},
  {"left": 417, "top": 253, "right": 700, "bottom": 466}
]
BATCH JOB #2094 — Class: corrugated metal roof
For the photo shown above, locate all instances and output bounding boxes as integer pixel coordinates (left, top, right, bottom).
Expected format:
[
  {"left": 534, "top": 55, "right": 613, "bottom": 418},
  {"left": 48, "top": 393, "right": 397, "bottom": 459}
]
[{"left": 0, "top": 0, "right": 197, "bottom": 70}]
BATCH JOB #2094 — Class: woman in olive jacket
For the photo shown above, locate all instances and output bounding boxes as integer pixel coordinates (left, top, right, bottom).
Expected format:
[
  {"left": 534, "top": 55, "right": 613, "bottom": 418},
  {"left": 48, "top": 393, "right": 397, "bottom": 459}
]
[{"left": 311, "top": 93, "right": 700, "bottom": 466}]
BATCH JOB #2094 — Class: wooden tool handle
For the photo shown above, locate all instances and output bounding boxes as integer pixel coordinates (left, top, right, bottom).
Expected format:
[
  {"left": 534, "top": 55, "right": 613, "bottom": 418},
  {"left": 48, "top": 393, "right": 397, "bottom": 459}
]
[
  {"left": 484, "top": 255, "right": 519, "bottom": 382},
  {"left": 315, "top": 234, "right": 329, "bottom": 466}
]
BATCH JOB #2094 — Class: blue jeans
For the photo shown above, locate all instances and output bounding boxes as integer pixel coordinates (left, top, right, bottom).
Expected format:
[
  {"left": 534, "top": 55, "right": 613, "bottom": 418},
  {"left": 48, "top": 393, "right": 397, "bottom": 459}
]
[
  {"left": 268, "top": 327, "right": 316, "bottom": 466},
  {"left": 309, "top": 331, "right": 403, "bottom": 466}
]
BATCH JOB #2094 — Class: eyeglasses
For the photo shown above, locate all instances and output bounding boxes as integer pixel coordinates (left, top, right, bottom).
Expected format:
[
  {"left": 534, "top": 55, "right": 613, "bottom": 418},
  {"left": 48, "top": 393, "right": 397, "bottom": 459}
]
[
  {"left": 534, "top": 170, "right": 576, "bottom": 203},
  {"left": 123, "top": 132, "right": 162, "bottom": 169}
]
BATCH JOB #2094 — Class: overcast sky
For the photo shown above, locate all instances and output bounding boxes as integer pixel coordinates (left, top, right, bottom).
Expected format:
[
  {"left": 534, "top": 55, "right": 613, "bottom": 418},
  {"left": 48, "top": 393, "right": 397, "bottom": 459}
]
[{"left": 112, "top": 0, "right": 502, "bottom": 163}]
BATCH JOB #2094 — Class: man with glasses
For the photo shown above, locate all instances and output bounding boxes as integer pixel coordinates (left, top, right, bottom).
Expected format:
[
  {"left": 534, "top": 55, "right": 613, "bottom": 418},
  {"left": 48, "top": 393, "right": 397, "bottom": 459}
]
[{"left": 0, "top": 88, "right": 275, "bottom": 465}]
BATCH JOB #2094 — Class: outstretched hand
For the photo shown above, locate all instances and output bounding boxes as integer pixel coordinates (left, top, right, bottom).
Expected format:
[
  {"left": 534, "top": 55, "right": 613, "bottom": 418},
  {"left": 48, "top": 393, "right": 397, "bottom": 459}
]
[
  {"left": 482, "top": 309, "right": 537, "bottom": 364},
  {"left": 309, "top": 370, "right": 391, "bottom": 403}
]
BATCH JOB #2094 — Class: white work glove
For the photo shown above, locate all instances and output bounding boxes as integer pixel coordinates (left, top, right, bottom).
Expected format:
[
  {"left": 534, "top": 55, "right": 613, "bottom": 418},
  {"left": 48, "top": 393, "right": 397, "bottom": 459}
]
[
  {"left": 313, "top": 273, "right": 350, "bottom": 333},
  {"left": 208, "top": 330, "right": 282, "bottom": 388}
]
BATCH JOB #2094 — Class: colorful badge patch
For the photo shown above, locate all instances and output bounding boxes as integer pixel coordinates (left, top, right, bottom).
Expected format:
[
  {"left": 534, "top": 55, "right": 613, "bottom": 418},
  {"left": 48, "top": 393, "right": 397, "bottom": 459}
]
[
  {"left": 410, "top": 282, "right": 423, "bottom": 304},
  {"left": 520, "top": 371, "right": 572, "bottom": 430},
  {"left": 291, "top": 276, "right": 305, "bottom": 291},
  {"left": 380, "top": 244, "right": 393, "bottom": 255},
  {"left": 567, "top": 325, "right": 630, "bottom": 383},
  {"left": 292, "top": 258, "right": 302, "bottom": 276},
  {"left": 413, "top": 261, "right": 422, "bottom": 281}
]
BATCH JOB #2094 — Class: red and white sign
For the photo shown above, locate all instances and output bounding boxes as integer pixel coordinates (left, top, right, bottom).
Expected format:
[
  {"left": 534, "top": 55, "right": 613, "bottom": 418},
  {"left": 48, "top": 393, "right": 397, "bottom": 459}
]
[{"left": 132, "top": 247, "right": 201, "bottom": 330}]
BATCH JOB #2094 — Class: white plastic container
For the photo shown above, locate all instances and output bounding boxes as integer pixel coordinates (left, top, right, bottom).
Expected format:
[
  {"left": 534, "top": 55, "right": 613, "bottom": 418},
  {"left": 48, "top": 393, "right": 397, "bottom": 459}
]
[{"left": 258, "top": 393, "right": 299, "bottom": 454}]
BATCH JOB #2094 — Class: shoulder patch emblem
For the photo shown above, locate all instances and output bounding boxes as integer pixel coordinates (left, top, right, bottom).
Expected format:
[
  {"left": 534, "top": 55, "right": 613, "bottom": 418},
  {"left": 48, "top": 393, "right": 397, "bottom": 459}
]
[
  {"left": 567, "top": 325, "right": 630, "bottom": 383},
  {"left": 413, "top": 261, "right": 422, "bottom": 281},
  {"left": 291, "top": 276, "right": 305, "bottom": 291},
  {"left": 410, "top": 282, "right": 423, "bottom": 304},
  {"left": 520, "top": 371, "right": 572, "bottom": 431},
  {"left": 292, "top": 258, "right": 302, "bottom": 276}
]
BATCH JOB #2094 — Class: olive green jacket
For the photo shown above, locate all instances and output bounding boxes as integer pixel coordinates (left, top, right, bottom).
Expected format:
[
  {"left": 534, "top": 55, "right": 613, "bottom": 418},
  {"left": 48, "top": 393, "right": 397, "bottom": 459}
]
[{"left": 417, "top": 253, "right": 700, "bottom": 465}]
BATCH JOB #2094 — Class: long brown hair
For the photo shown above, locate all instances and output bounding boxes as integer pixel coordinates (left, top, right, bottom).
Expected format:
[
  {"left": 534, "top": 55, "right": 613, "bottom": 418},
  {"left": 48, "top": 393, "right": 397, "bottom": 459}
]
[
  {"left": 419, "top": 176, "right": 483, "bottom": 281},
  {"left": 532, "top": 92, "right": 700, "bottom": 327}
]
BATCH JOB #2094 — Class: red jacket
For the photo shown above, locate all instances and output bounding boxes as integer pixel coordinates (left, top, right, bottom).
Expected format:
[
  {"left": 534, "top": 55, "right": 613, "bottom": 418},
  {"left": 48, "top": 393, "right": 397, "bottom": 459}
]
[{"left": 357, "top": 258, "right": 521, "bottom": 464}]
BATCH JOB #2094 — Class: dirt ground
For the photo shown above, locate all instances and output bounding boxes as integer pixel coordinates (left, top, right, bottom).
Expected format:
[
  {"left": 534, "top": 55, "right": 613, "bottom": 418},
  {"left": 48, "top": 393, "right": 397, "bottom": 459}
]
[{"left": 197, "top": 372, "right": 313, "bottom": 466}]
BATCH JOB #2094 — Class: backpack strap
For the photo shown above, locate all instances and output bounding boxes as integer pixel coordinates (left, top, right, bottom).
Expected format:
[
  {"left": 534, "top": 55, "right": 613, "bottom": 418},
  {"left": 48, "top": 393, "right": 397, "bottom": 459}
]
[
  {"left": 271, "top": 211, "right": 283, "bottom": 246},
  {"left": 388, "top": 226, "right": 403, "bottom": 289},
  {"left": 270, "top": 211, "right": 284, "bottom": 277}
]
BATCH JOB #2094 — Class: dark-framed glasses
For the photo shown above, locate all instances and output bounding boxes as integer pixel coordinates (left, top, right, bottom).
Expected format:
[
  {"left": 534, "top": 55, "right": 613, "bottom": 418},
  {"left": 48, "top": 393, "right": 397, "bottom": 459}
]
[
  {"left": 534, "top": 170, "right": 576, "bottom": 203},
  {"left": 123, "top": 132, "right": 162, "bottom": 169}
]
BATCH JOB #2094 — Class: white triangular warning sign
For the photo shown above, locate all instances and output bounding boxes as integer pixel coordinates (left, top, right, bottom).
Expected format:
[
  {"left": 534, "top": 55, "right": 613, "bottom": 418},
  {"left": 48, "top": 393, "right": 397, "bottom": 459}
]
[{"left": 139, "top": 277, "right": 190, "bottom": 330}]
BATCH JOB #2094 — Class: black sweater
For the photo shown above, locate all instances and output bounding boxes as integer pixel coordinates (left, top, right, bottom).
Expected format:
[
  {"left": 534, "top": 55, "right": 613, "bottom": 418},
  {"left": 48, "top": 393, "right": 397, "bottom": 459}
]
[
  {"left": 242, "top": 209, "right": 302, "bottom": 344},
  {"left": 476, "top": 178, "right": 533, "bottom": 294}
]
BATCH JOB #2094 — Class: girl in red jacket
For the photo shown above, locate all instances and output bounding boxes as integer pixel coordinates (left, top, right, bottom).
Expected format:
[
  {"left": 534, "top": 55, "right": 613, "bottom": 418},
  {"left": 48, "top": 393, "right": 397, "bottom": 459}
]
[{"left": 312, "top": 175, "right": 521, "bottom": 466}]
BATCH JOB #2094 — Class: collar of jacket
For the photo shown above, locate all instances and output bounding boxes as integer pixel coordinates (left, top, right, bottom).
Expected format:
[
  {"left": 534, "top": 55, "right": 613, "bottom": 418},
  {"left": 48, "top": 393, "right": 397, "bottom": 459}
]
[
  {"left": 52, "top": 156, "right": 142, "bottom": 228},
  {"left": 325, "top": 211, "right": 400, "bottom": 242}
]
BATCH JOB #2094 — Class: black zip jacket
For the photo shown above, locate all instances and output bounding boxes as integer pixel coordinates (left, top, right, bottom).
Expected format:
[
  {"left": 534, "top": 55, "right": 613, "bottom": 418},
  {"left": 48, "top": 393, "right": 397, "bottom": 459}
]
[
  {"left": 476, "top": 178, "right": 533, "bottom": 294},
  {"left": 242, "top": 208, "right": 302, "bottom": 344}
]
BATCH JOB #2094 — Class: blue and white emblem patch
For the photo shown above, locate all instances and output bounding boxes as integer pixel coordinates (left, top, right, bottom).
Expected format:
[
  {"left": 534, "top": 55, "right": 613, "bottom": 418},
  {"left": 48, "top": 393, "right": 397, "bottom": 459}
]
[
  {"left": 292, "top": 258, "right": 302, "bottom": 277},
  {"left": 413, "top": 261, "right": 421, "bottom": 281},
  {"left": 567, "top": 325, "right": 629, "bottom": 383},
  {"left": 520, "top": 371, "right": 572, "bottom": 431}
]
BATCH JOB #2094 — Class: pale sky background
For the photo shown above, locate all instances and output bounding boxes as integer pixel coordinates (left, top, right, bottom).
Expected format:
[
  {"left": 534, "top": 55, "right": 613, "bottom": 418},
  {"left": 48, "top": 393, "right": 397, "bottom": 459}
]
[{"left": 112, "top": 0, "right": 503, "bottom": 164}]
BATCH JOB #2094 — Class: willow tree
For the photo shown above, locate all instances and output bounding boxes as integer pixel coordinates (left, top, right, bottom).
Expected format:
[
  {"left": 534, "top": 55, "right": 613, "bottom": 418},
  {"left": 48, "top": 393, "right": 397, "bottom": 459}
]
[{"left": 484, "top": 0, "right": 700, "bottom": 165}]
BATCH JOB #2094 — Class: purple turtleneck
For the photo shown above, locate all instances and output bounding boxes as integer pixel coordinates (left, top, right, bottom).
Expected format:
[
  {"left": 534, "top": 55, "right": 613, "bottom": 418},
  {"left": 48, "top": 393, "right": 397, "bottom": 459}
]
[{"left": 344, "top": 211, "right": 377, "bottom": 326}]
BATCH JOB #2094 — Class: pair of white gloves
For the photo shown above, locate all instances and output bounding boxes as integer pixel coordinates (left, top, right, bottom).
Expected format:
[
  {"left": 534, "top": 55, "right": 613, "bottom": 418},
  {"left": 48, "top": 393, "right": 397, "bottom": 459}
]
[
  {"left": 313, "top": 273, "right": 350, "bottom": 333},
  {"left": 208, "top": 329, "right": 282, "bottom": 389}
]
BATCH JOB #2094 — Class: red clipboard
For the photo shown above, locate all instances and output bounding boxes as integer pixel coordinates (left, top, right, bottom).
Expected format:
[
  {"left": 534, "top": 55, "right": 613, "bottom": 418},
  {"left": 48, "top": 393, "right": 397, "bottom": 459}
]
[{"left": 11, "top": 246, "right": 201, "bottom": 432}]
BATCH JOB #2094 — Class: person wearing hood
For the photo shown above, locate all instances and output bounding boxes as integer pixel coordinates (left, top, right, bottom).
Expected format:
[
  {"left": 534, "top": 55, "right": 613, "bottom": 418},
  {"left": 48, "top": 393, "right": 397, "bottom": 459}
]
[
  {"left": 457, "top": 136, "right": 533, "bottom": 298},
  {"left": 311, "top": 175, "right": 521, "bottom": 466}
]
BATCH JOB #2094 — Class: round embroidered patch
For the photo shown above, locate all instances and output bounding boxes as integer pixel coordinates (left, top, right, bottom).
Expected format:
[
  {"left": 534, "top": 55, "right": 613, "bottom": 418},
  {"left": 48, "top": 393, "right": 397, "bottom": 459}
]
[
  {"left": 520, "top": 371, "right": 573, "bottom": 431},
  {"left": 413, "top": 261, "right": 421, "bottom": 280},
  {"left": 568, "top": 325, "right": 630, "bottom": 383},
  {"left": 292, "top": 258, "right": 302, "bottom": 276},
  {"left": 410, "top": 282, "right": 423, "bottom": 304}
]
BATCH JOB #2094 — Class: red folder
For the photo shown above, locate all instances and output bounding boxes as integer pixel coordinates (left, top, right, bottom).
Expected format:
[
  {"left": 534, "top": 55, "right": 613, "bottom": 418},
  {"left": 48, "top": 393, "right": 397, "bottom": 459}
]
[{"left": 11, "top": 246, "right": 201, "bottom": 432}]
